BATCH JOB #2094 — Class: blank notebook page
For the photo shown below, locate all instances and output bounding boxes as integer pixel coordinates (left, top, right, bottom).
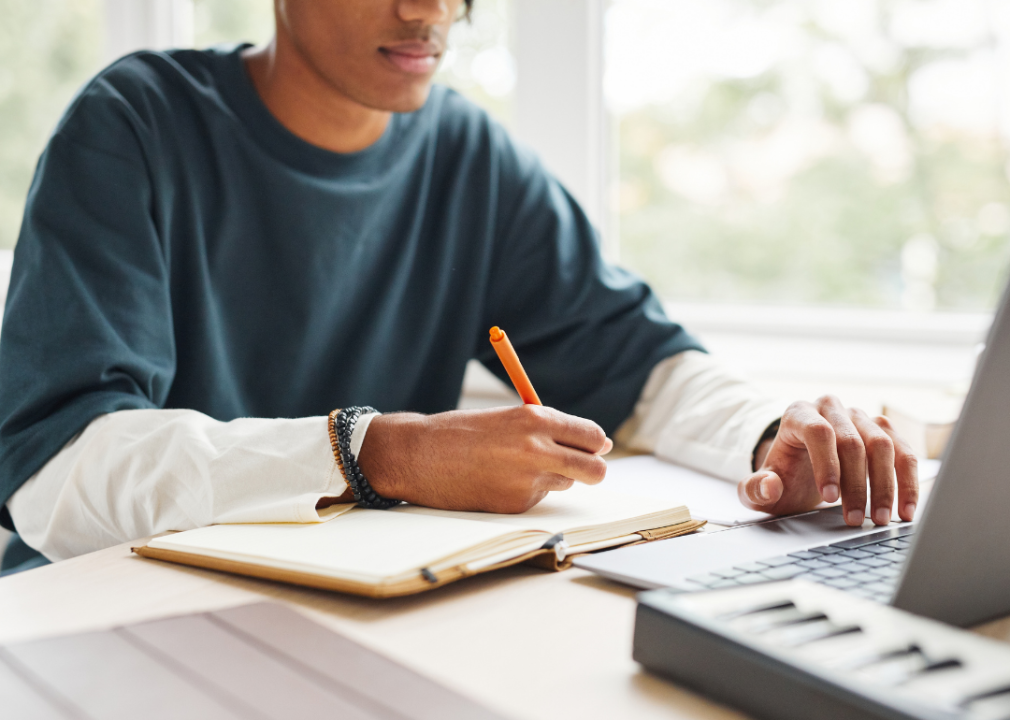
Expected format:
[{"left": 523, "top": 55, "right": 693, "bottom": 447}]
[
  {"left": 392, "top": 484, "right": 688, "bottom": 542},
  {"left": 148, "top": 510, "right": 522, "bottom": 582}
]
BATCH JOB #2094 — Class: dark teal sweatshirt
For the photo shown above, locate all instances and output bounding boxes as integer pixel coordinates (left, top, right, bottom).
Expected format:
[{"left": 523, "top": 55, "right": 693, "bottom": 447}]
[{"left": 0, "top": 45, "right": 702, "bottom": 571}]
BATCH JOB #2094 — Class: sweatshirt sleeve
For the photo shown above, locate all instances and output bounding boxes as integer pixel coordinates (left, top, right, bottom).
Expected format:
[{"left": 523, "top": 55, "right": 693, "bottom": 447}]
[
  {"left": 7, "top": 409, "right": 348, "bottom": 562},
  {"left": 0, "top": 75, "right": 176, "bottom": 523},
  {"left": 615, "top": 350, "right": 783, "bottom": 482},
  {"left": 473, "top": 125, "right": 705, "bottom": 435}
]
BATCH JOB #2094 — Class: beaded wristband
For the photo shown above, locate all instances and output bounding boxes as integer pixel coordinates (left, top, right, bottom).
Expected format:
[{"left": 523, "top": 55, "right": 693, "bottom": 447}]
[
  {"left": 329, "top": 406, "right": 400, "bottom": 510},
  {"left": 751, "top": 418, "right": 782, "bottom": 472}
]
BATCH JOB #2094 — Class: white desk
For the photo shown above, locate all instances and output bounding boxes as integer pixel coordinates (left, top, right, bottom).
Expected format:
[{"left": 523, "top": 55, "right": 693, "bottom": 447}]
[
  {"left": 3, "top": 531, "right": 1010, "bottom": 720},
  {"left": 0, "top": 535, "right": 749, "bottom": 720}
]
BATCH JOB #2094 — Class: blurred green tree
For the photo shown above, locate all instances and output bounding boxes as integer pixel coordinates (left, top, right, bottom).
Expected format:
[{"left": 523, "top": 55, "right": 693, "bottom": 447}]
[
  {"left": 0, "top": 0, "right": 102, "bottom": 250},
  {"left": 613, "top": 0, "right": 1010, "bottom": 311}
]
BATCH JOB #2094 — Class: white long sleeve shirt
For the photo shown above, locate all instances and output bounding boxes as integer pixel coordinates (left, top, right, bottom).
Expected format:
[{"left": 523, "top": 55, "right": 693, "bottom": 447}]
[{"left": 8, "top": 350, "right": 781, "bottom": 562}]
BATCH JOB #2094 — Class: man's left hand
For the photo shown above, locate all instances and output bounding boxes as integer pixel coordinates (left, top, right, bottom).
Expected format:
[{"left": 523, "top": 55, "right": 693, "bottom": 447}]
[{"left": 738, "top": 395, "right": 918, "bottom": 526}]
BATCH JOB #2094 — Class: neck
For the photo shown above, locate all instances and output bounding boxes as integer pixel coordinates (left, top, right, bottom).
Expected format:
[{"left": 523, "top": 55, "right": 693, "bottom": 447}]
[{"left": 242, "top": 35, "right": 391, "bottom": 154}]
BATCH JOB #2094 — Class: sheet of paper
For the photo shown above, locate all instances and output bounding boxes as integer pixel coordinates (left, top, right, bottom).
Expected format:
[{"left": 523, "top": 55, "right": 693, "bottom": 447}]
[
  {"left": 602, "top": 456, "right": 771, "bottom": 526},
  {"left": 602, "top": 455, "right": 942, "bottom": 527},
  {"left": 393, "top": 483, "right": 689, "bottom": 544}
]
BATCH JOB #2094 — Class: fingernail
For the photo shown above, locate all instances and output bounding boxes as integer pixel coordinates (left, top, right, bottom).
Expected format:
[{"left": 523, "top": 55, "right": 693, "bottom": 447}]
[
  {"left": 822, "top": 484, "right": 839, "bottom": 503},
  {"left": 873, "top": 508, "right": 890, "bottom": 525},
  {"left": 904, "top": 503, "right": 916, "bottom": 519},
  {"left": 846, "top": 509, "right": 863, "bottom": 526},
  {"left": 755, "top": 476, "right": 769, "bottom": 501}
]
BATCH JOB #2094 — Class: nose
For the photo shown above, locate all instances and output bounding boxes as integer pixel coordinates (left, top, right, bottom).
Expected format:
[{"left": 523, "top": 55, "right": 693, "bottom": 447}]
[{"left": 396, "top": 0, "right": 454, "bottom": 25}]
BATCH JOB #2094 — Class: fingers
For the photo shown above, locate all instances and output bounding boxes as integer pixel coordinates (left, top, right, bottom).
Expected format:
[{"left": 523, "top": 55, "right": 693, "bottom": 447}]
[
  {"left": 782, "top": 400, "right": 842, "bottom": 503},
  {"left": 535, "top": 473, "right": 576, "bottom": 493},
  {"left": 815, "top": 396, "right": 866, "bottom": 525},
  {"left": 874, "top": 415, "right": 919, "bottom": 521},
  {"left": 514, "top": 405, "right": 610, "bottom": 485},
  {"left": 547, "top": 444, "right": 608, "bottom": 485},
  {"left": 846, "top": 408, "right": 895, "bottom": 526},
  {"left": 738, "top": 470, "right": 784, "bottom": 511},
  {"left": 522, "top": 405, "right": 610, "bottom": 454}
]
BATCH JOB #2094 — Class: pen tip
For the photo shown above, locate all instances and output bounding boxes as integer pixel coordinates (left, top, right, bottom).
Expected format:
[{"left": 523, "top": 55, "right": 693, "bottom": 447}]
[{"left": 489, "top": 326, "right": 503, "bottom": 342}]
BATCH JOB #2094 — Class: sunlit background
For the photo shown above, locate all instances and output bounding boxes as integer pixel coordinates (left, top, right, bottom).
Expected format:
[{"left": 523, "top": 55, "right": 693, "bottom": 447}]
[
  {"left": 2, "top": 0, "right": 1008, "bottom": 316},
  {"left": 609, "top": 0, "right": 1010, "bottom": 313}
]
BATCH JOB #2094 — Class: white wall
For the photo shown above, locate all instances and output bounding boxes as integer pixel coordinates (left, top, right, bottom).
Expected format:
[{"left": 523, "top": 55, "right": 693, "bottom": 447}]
[{"left": 513, "top": 0, "right": 611, "bottom": 255}]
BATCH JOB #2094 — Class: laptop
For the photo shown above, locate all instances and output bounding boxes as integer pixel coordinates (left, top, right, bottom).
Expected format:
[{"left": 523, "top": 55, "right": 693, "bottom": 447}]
[{"left": 576, "top": 278, "right": 1010, "bottom": 629}]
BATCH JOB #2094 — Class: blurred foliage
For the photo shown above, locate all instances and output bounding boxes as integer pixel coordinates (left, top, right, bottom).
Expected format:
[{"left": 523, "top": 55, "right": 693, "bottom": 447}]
[
  {"left": 616, "top": 1, "right": 1010, "bottom": 311},
  {"left": 193, "top": 0, "right": 273, "bottom": 48},
  {"left": 0, "top": 0, "right": 103, "bottom": 250},
  {"left": 434, "top": 0, "right": 514, "bottom": 127}
]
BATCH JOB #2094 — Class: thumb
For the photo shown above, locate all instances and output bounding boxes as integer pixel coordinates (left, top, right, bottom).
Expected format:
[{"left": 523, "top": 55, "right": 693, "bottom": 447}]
[{"left": 738, "top": 470, "right": 784, "bottom": 511}]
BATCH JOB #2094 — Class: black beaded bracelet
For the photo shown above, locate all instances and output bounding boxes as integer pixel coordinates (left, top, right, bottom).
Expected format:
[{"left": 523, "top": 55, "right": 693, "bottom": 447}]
[
  {"left": 331, "top": 406, "right": 400, "bottom": 510},
  {"left": 751, "top": 418, "right": 782, "bottom": 472}
]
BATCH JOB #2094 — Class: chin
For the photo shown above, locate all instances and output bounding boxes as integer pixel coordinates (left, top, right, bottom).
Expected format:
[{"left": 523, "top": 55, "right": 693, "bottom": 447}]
[
  {"left": 374, "top": 84, "right": 433, "bottom": 114},
  {"left": 351, "top": 69, "right": 435, "bottom": 114}
]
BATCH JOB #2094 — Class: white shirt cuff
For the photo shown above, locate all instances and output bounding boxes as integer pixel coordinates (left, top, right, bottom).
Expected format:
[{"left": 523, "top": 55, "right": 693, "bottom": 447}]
[{"left": 616, "top": 350, "right": 782, "bottom": 482}]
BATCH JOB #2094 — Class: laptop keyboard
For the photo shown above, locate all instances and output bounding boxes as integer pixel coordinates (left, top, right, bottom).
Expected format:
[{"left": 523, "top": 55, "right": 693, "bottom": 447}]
[{"left": 682, "top": 524, "right": 916, "bottom": 603}]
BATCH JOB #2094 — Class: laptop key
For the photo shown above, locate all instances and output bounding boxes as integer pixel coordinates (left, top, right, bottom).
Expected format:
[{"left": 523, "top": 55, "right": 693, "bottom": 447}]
[
  {"left": 796, "top": 559, "right": 832, "bottom": 570},
  {"left": 819, "top": 555, "right": 853, "bottom": 565},
  {"left": 861, "top": 544, "right": 893, "bottom": 555},
  {"left": 862, "top": 568, "right": 893, "bottom": 579},
  {"left": 838, "top": 549, "right": 873, "bottom": 560},
  {"left": 759, "top": 565, "right": 806, "bottom": 581},
  {"left": 734, "top": 562, "right": 770, "bottom": 573},
  {"left": 824, "top": 577, "right": 860, "bottom": 590},
  {"left": 857, "top": 557, "right": 892, "bottom": 569},
  {"left": 787, "top": 551, "right": 820, "bottom": 561},
  {"left": 874, "top": 549, "right": 904, "bottom": 560},
  {"left": 848, "top": 571, "right": 882, "bottom": 584},
  {"left": 808, "top": 546, "right": 844, "bottom": 555},
  {"left": 709, "top": 579, "right": 741, "bottom": 589},
  {"left": 811, "top": 568, "right": 848, "bottom": 579},
  {"left": 756, "top": 556, "right": 796, "bottom": 568},
  {"left": 834, "top": 562, "right": 869, "bottom": 574},
  {"left": 712, "top": 568, "right": 746, "bottom": 578},
  {"left": 736, "top": 573, "right": 767, "bottom": 585}
]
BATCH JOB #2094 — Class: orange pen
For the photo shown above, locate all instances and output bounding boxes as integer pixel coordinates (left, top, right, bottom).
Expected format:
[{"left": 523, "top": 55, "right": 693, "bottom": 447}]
[{"left": 489, "top": 326, "right": 542, "bottom": 405}]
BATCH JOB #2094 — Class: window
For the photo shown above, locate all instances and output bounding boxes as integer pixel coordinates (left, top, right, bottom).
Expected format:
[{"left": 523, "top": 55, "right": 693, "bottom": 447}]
[
  {"left": 193, "top": 0, "right": 273, "bottom": 48},
  {"left": 435, "top": 0, "right": 515, "bottom": 128},
  {"left": 606, "top": 0, "right": 1010, "bottom": 313},
  {"left": 0, "top": 0, "right": 104, "bottom": 250}
]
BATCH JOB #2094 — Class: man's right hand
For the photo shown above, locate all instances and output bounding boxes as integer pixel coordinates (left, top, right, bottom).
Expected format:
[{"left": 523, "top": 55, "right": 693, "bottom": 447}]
[{"left": 354, "top": 406, "right": 613, "bottom": 514}]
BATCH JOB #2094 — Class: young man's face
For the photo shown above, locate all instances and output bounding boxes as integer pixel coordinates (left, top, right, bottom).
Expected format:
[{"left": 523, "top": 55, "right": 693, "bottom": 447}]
[{"left": 277, "top": 0, "right": 465, "bottom": 113}]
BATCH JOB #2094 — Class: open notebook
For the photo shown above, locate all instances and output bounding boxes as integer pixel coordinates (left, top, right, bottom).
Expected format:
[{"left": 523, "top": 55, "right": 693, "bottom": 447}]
[{"left": 134, "top": 485, "right": 702, "bottom": 597}]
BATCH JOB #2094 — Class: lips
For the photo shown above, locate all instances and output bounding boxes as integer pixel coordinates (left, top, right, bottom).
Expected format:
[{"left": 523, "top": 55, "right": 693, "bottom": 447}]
[{"left": 379, "top": 40, "right": 442, "bottom": 74}]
